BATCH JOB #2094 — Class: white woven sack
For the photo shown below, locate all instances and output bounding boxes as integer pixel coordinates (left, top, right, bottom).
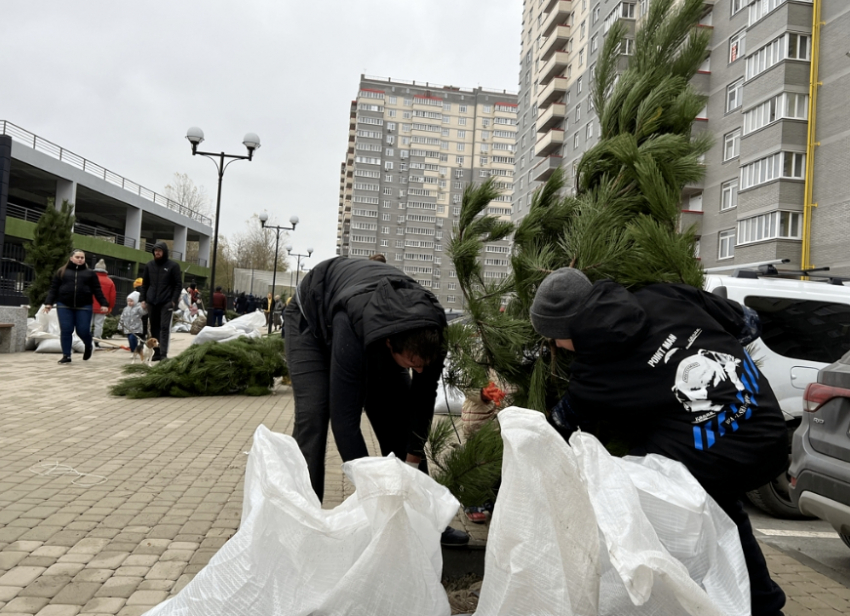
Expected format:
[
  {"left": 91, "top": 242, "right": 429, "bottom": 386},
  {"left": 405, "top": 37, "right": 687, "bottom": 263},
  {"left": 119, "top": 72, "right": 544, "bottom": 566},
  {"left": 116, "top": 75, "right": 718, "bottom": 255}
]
[
  {"left": 474, "top": 408, "right": 749, "bottom": 616},
  {"left": 142, "top": 425, "right": 458, "bottom": 616}
]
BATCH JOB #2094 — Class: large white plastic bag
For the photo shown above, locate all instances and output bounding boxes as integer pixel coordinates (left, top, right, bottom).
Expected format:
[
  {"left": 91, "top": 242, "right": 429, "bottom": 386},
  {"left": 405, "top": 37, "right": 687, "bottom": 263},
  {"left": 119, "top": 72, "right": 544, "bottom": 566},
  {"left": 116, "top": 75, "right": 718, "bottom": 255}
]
[
  {"left": 474, "top": 408, "right": 601, "bottom": 616},
  {"left": 142, "top": 425, "right": 458, "bottom": 616},
  {"left": 228, "top": 310, "right": 265, "bottom": 333},
  {"left": 474, "top": 408, "right": 749, "bottom": 616}
]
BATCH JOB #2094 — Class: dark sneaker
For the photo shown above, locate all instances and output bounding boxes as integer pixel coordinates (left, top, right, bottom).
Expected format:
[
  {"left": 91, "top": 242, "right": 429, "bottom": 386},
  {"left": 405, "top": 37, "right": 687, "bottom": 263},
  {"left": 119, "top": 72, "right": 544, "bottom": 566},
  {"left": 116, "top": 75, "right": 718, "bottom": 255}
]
[
  {"left": 58, "top": 356, "right": 72, "bottom": 364},
  {"left": 151, "top": 355, "right": 166, "bottom": 362},
  {"left": 440, "top": 526, "right": 470, "bottom": 547},
  {"left": 83, "top": 343, "right": 93, "bottom": 361}
]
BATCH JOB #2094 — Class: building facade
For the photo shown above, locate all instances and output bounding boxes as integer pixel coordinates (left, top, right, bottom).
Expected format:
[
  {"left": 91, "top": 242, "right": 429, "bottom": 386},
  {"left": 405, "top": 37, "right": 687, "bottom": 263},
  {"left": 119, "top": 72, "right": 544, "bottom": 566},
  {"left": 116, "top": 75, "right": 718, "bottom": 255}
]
[
  {"left": 337, "top": 76, "right": 519, "bottom": 309},
  {"left": 514, "top": 0, "right": 849, "bottom": 277},
  {"left": 0, "top": 121, "right": 212, "bottom": 307}
]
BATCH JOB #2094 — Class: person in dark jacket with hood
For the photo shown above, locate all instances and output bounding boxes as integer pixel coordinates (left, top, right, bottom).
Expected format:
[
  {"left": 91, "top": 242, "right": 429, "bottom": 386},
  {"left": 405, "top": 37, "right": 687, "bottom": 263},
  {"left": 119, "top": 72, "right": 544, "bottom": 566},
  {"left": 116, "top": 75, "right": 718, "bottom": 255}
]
[
  {"left": 285, "top": 257, "right": 447, "bottom": 498},
  {"left": 139, "top": 242, "right": 183, "bottom": 361},
  {"left": 530, "top": 267, "right": 788, "bottom": 616},
  {"left": 43, "top": 249, "right": 110, "bottom": 364}
]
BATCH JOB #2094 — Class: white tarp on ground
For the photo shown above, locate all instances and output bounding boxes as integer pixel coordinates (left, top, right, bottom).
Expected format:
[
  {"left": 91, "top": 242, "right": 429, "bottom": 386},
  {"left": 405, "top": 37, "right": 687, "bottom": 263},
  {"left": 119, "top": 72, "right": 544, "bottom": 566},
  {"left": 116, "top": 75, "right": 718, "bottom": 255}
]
[
  {"left": 474, "top": 408, "right": 750, "bottom": 616},
  {"left": 192, "top": 310, "right": 266, "bottom": 345},
  {"left": 143, "top": 408, "right": 749, "bottom": 616},
  {"left": 142, "top": 425, "right": 459, "bottom": 616},
  {"left": 26, "top": 306, "right": 85, "bottom": 354}
]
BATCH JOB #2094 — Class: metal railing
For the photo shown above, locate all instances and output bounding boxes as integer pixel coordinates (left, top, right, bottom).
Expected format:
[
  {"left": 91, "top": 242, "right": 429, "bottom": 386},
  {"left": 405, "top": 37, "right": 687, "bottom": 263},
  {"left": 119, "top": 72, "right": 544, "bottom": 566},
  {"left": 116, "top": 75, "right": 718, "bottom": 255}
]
[
  {"left": 73, "top": 221, "right": 136, "bottom": 249},
  {"left": 2, "top": 120, "right": 212, "bottom": 226},
  {"left": 6, "top": 202, "right": 43, "bottom": 224}
]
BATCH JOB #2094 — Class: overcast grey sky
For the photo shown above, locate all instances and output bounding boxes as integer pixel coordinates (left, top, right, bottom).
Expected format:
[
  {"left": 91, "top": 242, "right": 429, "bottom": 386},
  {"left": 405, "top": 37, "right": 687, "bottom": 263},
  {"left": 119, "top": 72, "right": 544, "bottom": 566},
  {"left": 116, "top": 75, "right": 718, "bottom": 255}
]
[{"left": 1, "top": 0, "right": 522, "bottom": 269}]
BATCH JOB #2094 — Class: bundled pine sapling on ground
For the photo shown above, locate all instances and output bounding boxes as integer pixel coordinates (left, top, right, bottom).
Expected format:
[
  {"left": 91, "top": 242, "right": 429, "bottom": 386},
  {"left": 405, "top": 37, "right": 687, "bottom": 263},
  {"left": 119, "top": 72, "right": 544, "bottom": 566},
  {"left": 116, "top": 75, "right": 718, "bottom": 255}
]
[
  {"left": 111, "top": 337, "right": 287, "bottom": 398},
  {"left": 430, "top": 0, "right": 712, "bottom": 502}
]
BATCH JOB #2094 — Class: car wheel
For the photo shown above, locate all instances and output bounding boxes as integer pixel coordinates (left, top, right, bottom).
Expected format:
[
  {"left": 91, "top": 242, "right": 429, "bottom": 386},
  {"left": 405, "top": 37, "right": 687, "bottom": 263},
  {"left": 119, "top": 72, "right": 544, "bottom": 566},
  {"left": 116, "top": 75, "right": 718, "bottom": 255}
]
[{"left": 746, "top": 459, "right": 813, "bottom": 520}]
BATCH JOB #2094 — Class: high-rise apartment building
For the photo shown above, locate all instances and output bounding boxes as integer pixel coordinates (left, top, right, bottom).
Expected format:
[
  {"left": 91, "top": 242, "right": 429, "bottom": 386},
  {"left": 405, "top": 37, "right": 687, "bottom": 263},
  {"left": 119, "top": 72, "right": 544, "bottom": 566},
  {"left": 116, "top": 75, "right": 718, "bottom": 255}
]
[
  {"left": 337, "top": 76, "right": 519, "bottom": 309},
  {"left": 514, "top": 0, "right": 850, "bottom": 276}
]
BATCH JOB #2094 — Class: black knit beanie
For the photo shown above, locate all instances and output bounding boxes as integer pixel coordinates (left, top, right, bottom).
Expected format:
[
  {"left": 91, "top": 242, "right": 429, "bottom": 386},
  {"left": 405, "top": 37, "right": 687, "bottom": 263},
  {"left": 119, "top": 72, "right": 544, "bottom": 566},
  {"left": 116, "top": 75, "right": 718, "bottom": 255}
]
[{"left": 530, "top": 268, "right": 593, "bottom": 339}]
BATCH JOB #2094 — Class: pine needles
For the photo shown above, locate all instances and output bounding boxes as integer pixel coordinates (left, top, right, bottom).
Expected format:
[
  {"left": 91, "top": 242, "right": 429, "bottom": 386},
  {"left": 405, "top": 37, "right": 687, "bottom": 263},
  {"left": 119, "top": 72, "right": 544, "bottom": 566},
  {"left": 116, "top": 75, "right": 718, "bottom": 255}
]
[{"left": 111, "top": 337, "right": 287, "bottom": 398}]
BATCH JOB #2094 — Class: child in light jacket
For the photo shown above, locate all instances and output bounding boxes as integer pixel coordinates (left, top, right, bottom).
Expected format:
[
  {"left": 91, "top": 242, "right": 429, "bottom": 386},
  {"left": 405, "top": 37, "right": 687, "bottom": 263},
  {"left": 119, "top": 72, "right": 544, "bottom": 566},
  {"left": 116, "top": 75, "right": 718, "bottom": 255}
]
[{"left": 118, "top": 298, "right": 144, "bottom": 352}]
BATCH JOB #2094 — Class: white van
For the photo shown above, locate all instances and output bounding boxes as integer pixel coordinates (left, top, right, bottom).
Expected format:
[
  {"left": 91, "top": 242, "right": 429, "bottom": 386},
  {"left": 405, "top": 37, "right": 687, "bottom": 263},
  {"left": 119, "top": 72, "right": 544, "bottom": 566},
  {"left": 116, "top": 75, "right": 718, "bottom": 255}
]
[{"left": 704, "top": 262, "right": 850, "bottom": 517}]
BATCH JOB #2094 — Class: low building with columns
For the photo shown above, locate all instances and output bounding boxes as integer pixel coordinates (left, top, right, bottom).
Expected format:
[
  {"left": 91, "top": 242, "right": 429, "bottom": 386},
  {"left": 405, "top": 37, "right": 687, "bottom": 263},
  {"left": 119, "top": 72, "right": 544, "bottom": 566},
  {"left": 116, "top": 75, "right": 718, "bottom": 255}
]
[{"left": 0, "top": 121, "right": 212, "bottom": 308}]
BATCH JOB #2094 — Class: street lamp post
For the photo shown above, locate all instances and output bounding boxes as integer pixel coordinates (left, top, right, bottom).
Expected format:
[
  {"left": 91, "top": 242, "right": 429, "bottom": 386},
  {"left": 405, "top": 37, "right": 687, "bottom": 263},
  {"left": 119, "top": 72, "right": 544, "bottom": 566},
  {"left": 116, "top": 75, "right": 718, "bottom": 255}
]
[
  {"left": 259, "top": 212, "right": 299, "bottom": 335},
  {"left": 286, "top": 244, "right": 314, "bottom": 290},
  {"left": 185, "top": 126, "right": 260, "bottom": 297}
]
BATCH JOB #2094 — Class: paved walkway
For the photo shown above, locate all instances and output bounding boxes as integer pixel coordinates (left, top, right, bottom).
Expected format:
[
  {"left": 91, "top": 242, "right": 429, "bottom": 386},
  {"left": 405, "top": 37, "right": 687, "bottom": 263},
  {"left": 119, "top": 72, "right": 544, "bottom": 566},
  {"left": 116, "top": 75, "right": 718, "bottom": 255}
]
[{"left": 0, "top": 333, "right": 847, "bottom": 615}]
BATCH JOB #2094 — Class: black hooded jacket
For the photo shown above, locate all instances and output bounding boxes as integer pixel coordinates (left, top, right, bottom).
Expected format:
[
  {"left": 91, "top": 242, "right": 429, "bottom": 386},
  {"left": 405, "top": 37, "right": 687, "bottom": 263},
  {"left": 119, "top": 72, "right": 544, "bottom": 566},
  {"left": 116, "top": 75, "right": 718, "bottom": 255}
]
[
  {"left": 139, "top": 242, "right": 183, "bottom": 306},
  {"left": 294, "top": 257, "right": 447, "bottom": 457},
  {"left": 560, "top": 280, "right": 787, "bottom": 496},
  {"left": 45, "top": 262, "right": 109, "bottom": 308}
]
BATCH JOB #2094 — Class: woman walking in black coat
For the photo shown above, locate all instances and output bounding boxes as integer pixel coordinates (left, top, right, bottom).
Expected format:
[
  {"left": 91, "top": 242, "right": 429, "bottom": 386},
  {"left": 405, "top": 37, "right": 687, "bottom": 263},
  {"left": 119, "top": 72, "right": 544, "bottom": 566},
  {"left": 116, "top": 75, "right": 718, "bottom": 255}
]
[{"left": 43, "top": 249, "right": 110, "bottom": 364}]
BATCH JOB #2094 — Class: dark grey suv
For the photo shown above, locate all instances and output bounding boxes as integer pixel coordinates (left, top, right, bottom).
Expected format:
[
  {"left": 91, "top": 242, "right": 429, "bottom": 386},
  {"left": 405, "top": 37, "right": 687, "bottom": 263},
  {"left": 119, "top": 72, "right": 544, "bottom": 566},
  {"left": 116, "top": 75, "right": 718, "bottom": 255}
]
[{"left": 789, "top": 353, "right": 850, "bottom": 547}]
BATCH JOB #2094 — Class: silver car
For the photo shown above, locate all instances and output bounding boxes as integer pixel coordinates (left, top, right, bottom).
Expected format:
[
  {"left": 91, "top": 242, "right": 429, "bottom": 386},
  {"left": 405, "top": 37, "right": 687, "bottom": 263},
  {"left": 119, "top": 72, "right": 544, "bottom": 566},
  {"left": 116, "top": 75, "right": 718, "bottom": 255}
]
[{"left": 789, "top": 353, "right": 850, "bottom": 547}]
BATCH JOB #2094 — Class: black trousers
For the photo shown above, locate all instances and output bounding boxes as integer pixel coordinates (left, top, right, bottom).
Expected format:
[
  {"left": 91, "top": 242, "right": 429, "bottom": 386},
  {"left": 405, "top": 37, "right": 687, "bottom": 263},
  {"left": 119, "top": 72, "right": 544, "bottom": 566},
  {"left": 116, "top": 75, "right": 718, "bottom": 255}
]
[
  {"left": 147, "top": 303, "right": 173, "bottom": 357},
  {"left": 711, "top": 493, "right": 786, "bottom": 616},
  {"left": 284, "top": 303, "right": 419, "bottom": 502}
]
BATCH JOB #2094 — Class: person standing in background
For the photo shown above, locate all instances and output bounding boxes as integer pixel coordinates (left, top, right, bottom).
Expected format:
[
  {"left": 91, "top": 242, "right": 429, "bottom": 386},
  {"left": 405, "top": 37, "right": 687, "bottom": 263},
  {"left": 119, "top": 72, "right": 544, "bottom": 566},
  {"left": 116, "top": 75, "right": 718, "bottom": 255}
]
[
  {"left": 212, "top": 286, "right": 227, "bottom": 326},
  {"left": 91, "top": 259, "right": 116, "bottom": 347},
  {"left": 43, "top": 249, "right": 110, "bottom": 364},
  {"left": 139, "top": 242, "right": 182, "bottom": 361}
]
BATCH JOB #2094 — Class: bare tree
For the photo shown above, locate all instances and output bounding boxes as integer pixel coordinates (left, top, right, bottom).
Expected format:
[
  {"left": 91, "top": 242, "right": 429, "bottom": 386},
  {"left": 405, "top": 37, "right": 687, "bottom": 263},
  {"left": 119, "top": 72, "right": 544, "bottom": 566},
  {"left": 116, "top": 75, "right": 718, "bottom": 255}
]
[
  {"left": 233, "top": 214, "right": 290, "bottom": 272},
  {"left": 164, "top": 172, "right": 211, "bottom": 217}
]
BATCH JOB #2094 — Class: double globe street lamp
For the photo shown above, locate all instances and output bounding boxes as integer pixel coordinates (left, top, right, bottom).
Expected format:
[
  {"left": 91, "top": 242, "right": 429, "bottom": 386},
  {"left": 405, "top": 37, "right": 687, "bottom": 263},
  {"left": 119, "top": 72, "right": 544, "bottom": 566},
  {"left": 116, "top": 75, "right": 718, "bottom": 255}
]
[
  {"left": 286, "top": 245, "right": 313, "bottom": 289},
  {"left": 185, "top": 126, "right": 260, "bottom": 297},
  {"left": 258, "top": 212, "right": 299, "bottom": 335}
]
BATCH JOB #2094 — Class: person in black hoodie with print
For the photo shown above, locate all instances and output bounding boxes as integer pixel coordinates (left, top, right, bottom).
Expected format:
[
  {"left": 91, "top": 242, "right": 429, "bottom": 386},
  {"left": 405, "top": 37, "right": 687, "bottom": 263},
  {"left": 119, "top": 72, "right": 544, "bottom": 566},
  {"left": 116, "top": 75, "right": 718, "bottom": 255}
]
[
  {"left": 285, "top": 257, "right": 468, "bottom": 545},
  {"left": 530, "top": 267, "right": 787, "bottom": 616},
  {"left": 43, "top": 249, "right": 110, "bottom": 364},
  {"left": 139, "top": 242, "right": 182, "bottom": 361}
]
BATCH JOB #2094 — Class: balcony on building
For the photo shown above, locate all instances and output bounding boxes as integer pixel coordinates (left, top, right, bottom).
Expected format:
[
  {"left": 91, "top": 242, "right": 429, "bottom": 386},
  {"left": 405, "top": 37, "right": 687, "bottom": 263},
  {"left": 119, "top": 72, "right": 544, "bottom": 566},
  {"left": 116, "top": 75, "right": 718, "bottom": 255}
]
[
  {"left": 540, "top": 25, "right": 571, "bottom": 61},
  {"left": 532, "top": 155, "right": 563, "bottom": 182},
  {"left": 537, "top": 103, "right": 566, "bottom": 131},
  {"left": 542, "top": 0, "right": 571, "bottom": 14},
  {"left": 542, "top": 1, "right": 573, "bottom": 37},
  {"left": 539, "top": 51, "right": 570, "bottom": 85},
  {"left": 535, "top": 129, "right": 565, "bottom": 157},
  {"left": 537, "top": 77, "right": 569, "bottom": 108}
]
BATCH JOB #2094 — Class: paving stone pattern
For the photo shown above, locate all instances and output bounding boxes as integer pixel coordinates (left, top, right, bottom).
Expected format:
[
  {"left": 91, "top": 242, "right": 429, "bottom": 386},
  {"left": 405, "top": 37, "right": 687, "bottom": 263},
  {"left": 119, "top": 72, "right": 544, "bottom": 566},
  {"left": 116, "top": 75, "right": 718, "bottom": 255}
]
[{"left": 0, "top": 333, "right": 847, "bottom": 615}]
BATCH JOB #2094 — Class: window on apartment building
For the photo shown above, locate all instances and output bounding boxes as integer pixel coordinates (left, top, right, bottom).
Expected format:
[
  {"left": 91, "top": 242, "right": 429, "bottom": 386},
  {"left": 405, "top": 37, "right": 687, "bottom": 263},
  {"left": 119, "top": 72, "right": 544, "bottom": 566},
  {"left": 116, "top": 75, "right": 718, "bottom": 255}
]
[
  {"left": 459, "top": 105, "right": 468, "bottom": 113},
  {"left": 579, "top": 48, "right": 585, "bottom": 66},
  {"left": 404, "top": 98, "right": 413, "bottom": 106},
  {"left": 593, "top": 3, "right": 601, "bottom": 23},
  {"left": 388, "top": 109, "right": 397, "bottom": 118},
  {"left": 457, "top": 130, "right": 467, "bottom": 138},
  {"left": 743, "top": 92, "right": 809, "bottom": 134},
  {"left": 458, "top": 117, "right": 467, "bottom": 126},
  {"left": 387, "top": 122, "right": 396, "bottom": 131},
  {"left": 639, "top": 0, "right": 648, "bottom": 16},
  {"left": 726, "top": 79, "right": 744, "bottom": 112},
  {"left": 586, "top": 121, "right": 593, "bottom": 140},
  {"left": 383, "top": 187, "right": 392, "bottom": 195},
  {"left": 573, "top": 132, "right": 580, "bottom": 149},
  {"left": 731, "top": 0, "right": 745, "bottom": 16},
  {"left": 577, "top": 77, "right": 583, "bottom": 94},
  {"left": 718, "top": 229, "right": 736, "bottom": 260},
  {"left": 403, "top": 112, "right": 411, "bottom": 119},
  {"left": 482, "top": 118, "right": 490, "bottom": 128},
  {"left": 383, "top": 200, "right": 391, "bottom": 208},
  {"left": 381, "top": 226, "right": 390, "bottom": 235},
  {"left": 729, "top": 29, "right": 746, "bottom": 63},
  {"left": 591, "top": 34, "right": 598, "bottom": 54},
  {"left": 443, "top": 102, "right": 452, "bottom": 111},
  {"left": 740, "top": 151, "right": 806, "bottom": 189},
  {"left": 456, "top": 155, "right": 465, "bottom": 165},
  {"left": 389, "top": 96, "right": 397, "bottom": 104},
  {"left": 580, "top": 20, "right": 586, "bottom": 40},
  {"left": 567, "top": 63, "right": 573, "bottom": 79},
  {"left": 720, "top": 179, "right": 738, "bottom": 210},
  {"left": 483, "top": 105, "right": 492, "bottom": 113},
  {"left": 386, "top": 148, "right": 394, "bottom": 157},
  {"left": 723, "top": 129, "right": 741, "bottom": 161},
  {"left": 386, "top": 135, "right": 395, "bottom": 145},
  {"left": 738, "top": 211, "right": 802, "bottom": 244},
  {"left": 588, "top": 95, "right": 594, "bottom": 112},
  {"left": 566, "top": 38, "right": 574, "bottom": 53},
  {"left": 575, "top": 105, "right": 581, "bottom": 122}
]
